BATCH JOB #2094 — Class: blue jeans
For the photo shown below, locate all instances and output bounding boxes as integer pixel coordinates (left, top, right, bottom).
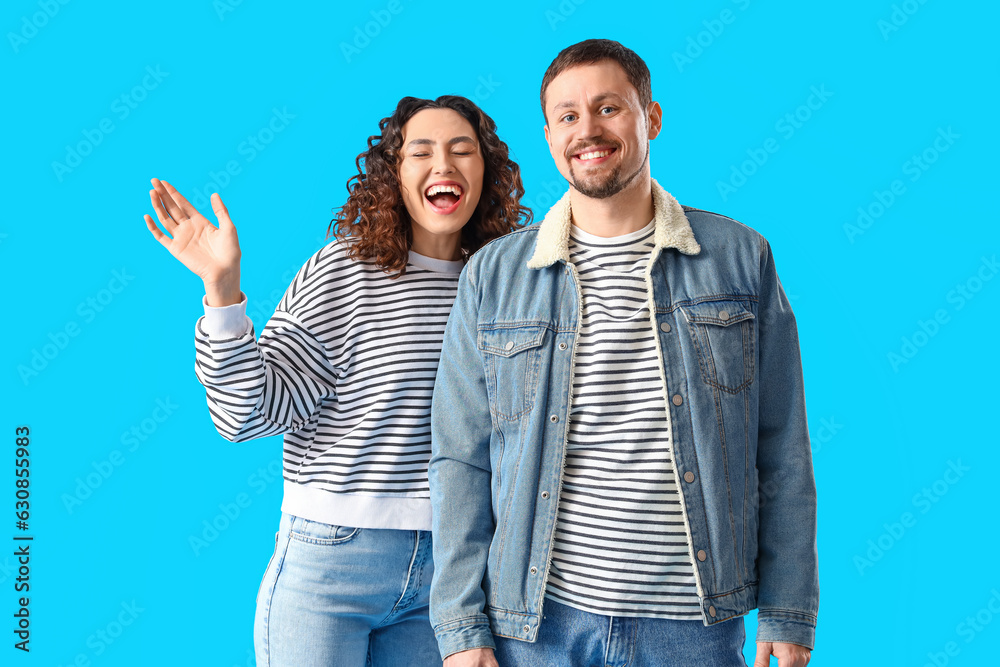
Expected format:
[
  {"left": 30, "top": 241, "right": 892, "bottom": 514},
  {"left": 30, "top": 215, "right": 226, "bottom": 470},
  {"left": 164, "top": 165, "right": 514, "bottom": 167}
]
[
  {"left": 254, "top": 512, "right": 441, "bottom": 666},
  {"left": 493, "top": 600, "right": 747, "bottom": 667}
]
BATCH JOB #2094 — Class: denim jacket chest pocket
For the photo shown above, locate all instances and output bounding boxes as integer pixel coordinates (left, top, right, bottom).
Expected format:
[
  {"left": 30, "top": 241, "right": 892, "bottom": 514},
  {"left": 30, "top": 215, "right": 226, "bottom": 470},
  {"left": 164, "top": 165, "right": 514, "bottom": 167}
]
[
  {"left": 478, "top": 325, "right": 547, "bottom": 421},
  {"left": 680, "top": 299, "right": 756, "bottom": 394}
]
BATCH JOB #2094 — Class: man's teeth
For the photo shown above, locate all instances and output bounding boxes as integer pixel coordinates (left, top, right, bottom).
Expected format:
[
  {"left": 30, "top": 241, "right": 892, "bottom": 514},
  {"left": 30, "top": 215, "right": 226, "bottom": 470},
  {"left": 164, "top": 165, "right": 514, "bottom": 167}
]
[
  {"left": 578, "top": 149, "right": 611, "bottom": 160},
  {"left": 425, "top": 184, "right": 462, "bottom": 197}
]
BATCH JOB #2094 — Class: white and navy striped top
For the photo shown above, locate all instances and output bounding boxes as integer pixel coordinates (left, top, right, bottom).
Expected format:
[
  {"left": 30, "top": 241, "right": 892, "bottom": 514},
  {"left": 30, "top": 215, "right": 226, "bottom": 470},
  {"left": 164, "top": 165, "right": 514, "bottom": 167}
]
[
  {"left": 544, "top": 222, "right": 701, "bottom": 619},
  {"left": 194, "top": 240, "right": 463, "bottom": 530}
]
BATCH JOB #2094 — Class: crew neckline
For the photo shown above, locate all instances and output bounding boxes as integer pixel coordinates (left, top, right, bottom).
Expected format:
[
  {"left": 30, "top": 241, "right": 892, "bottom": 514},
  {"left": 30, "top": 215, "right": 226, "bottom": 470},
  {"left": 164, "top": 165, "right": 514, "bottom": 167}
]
[
  {"left": 407, "top": 250, "right": 464, "bottom": 274},
  {"left": 570, "top": 220, "right": 655, "bottom": 245}
]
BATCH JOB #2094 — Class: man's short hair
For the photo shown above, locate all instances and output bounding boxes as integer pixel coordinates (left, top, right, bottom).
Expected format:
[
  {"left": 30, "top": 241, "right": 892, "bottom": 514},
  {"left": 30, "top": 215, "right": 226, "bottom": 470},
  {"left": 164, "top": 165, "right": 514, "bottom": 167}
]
[{"left": 539, "top": 39, "right": 652, "bottom": 122}]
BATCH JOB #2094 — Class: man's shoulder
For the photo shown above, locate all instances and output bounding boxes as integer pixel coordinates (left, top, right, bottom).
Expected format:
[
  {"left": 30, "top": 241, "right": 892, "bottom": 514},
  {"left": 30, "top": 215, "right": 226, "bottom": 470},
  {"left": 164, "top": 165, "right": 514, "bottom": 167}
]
[
  {"left": 681, "top": 205, "right": 768, "bottom": 254},
  {"left": 683, "top": 205, "right": 764, "bottom": 238}
]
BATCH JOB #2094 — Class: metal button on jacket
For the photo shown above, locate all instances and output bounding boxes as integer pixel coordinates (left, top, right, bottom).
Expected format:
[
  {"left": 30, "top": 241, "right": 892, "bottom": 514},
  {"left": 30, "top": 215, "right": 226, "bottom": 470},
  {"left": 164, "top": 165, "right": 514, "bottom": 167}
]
[
  {"left": 684, "top": 471, "right": 695, "bottom": 483},
  {"left": 697, "top": 549, "right": 707, "bottom": 561},
  {"left": 709, "top": 605, "right": 717, "bottom": 617},
  {"left": 672, "top": 394, "right": 683, "bottom": 406},
  {"left": 504, "top": 341, "right": 514, "bottom": 351},
  {"left": 719, "top": 310, "right": 730, "bottom": 321},
  {"left": 558, "top": 342, "right": 567, "bottom": 350},
  {"left": 659, "top": 322, "right": 671, "bottom": 333}
]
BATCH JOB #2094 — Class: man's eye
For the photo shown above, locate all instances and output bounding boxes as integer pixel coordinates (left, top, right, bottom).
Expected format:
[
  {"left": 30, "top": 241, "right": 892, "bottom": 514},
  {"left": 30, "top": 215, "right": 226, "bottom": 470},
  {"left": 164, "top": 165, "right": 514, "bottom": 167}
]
[
  {"left": 600, "top": 106, "right": 616, "bottom": 115},
  {"left": 561, "top": 114, "right": 577, "bottom": 123}
]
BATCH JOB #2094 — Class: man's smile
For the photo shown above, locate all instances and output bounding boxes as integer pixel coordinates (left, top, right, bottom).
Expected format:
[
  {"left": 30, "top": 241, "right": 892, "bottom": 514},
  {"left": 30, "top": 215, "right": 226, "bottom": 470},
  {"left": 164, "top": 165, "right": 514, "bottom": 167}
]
[{"left": 571, "top": 146, "right": 617, "bottom": 166}]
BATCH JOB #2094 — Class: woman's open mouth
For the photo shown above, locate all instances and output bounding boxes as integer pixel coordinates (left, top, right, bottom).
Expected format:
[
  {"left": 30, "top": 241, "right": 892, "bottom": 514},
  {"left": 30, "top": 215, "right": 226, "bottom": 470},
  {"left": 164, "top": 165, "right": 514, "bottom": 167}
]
[{"left": 425, "top": 182, "right": 464, "bottom": 215}]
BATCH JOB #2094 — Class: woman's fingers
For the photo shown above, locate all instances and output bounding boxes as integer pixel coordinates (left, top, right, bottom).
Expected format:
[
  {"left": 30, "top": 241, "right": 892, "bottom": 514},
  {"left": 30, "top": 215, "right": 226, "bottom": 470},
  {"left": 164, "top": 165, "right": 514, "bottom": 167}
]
[
  {"left": 211, "top": 192, "right": 235, "bottom": 230},
  {"left": 160, "top": 179, "right": 203, "bottom": 222},
  {"left": 151, "top": 177, "right": 196, "bottom": 227},
  {"left": 149, "top": 187, "right": 179, "bottom": 232},
  {"left": 150, "top": 179, "right": 183, "bottom": 230},
  {"left": 144, "top": 214, "right": 171, "bottom": 248}
]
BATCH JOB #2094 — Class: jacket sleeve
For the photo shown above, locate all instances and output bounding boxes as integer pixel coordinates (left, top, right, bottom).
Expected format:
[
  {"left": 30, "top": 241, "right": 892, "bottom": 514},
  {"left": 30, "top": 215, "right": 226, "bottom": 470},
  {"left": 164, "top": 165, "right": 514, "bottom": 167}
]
[
  {"left": 753, "top": 236, "right": 820, "bottom": 649},
  {"left": 428, "top": 261, "right": 498, "bottom": 659},
  {"left": 193, "top": 271, "right": 338, "bottom": 443}
]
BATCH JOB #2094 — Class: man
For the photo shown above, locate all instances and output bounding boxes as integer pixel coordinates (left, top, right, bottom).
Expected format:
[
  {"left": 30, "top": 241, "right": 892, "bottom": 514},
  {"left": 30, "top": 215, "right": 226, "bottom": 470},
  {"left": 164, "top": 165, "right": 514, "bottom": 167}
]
[{"left": 429, "top": 39, "right": 818, "bottom": 667}]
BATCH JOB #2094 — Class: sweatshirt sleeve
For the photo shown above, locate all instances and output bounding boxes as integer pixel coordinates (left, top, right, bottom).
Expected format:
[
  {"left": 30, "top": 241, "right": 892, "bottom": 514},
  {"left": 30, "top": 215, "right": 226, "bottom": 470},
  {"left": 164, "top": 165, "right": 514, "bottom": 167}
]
[{"left": 193, "top": 270, "right": 338, "bottom": 443}]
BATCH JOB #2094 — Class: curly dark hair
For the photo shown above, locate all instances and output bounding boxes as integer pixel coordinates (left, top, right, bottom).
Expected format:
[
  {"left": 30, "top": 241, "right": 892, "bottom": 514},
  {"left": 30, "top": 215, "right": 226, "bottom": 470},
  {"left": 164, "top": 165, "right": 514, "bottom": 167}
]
[{"left": 328, "top": 95, "right": 531, "bottom": 276}]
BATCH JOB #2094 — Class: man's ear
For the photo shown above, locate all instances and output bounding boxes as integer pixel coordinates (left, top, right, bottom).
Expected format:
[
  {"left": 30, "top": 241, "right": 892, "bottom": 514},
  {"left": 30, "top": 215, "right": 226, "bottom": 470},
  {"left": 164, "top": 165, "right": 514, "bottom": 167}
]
[
  {"left": 647, "top": 101, "right": 663, "bottom": 140},
  {"left": 544, "top": 122, "right": 550, "bottom": 146}
]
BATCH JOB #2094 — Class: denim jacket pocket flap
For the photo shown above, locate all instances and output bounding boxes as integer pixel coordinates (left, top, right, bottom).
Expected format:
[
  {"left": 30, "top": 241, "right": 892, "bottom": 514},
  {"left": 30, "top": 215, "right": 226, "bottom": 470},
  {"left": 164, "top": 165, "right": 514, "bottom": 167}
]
[
  {"left": 478, "top": 326, "right": 547, "bottom": 358},
  {"left": 680, "top": 300, "right": 755, "bottom": 327},
  {"left": 478, "top": 325, "right": 547, "bottom": 421}
]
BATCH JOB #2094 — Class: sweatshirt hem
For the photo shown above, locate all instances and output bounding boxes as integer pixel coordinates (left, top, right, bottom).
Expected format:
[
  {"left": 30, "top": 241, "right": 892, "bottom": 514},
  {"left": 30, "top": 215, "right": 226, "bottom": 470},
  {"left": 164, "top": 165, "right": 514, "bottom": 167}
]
[{"left": 280, "top": 480, "right": 432, "bottom": 530}]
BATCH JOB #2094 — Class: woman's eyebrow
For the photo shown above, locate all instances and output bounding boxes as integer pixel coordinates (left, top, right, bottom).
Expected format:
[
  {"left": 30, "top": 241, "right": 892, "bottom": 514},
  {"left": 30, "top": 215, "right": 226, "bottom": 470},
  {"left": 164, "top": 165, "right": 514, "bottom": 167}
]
[{"left": 405, "top": 136, "right": 476, "bottom": 148}]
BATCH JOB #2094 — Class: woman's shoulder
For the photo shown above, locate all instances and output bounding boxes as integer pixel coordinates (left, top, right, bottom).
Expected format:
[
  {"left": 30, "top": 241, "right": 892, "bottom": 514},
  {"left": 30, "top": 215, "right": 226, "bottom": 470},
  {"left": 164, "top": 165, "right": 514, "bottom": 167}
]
[{"left": 278, "top": 237, "right": 379, "bottom": 314}]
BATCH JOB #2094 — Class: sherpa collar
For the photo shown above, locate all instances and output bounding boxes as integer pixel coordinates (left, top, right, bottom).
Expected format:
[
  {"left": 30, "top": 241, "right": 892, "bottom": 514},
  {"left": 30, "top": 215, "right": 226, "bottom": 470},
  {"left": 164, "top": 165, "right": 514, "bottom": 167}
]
[{"left": 526, "top": 178, "right": 701, "bottom": 268}]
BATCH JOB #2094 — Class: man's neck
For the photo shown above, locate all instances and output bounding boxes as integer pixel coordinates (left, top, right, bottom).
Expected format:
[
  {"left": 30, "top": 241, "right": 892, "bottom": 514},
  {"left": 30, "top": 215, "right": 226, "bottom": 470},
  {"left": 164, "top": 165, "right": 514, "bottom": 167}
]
[{"left": 569, "top": 176, "right": 654, "bottom": 238}]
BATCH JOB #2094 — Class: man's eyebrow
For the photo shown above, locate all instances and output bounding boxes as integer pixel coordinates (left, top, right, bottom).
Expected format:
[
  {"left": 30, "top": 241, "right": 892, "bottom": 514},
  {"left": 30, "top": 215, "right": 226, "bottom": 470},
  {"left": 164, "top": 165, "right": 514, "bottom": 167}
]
[
  {"left": 405, "top": 136, "right": 477, "bottom": 148},
  {"left": 551, "top": 93, "right": 624, "bottom": 114}
]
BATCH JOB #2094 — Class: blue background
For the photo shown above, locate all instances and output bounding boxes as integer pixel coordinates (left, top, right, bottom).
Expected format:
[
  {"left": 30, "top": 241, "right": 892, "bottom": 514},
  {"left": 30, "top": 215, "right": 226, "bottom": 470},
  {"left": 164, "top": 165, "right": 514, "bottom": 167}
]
[{"left": 3, "top": 0, "right": 998, "bottom": 665}]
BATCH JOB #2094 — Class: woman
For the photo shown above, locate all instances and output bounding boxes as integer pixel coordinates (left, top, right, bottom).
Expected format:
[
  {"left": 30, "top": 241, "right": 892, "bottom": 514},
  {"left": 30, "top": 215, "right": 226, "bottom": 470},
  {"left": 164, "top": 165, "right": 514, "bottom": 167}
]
[{"left": 144, "top": 95, "right": 529, "bottom": 666}]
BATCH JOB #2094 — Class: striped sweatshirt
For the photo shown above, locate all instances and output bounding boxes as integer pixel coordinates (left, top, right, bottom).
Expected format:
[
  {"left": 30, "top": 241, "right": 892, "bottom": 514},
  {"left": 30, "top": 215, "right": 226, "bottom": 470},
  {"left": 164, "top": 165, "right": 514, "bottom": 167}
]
[{"left": 194, "top": 240, "right": 463, "bottom": 530}]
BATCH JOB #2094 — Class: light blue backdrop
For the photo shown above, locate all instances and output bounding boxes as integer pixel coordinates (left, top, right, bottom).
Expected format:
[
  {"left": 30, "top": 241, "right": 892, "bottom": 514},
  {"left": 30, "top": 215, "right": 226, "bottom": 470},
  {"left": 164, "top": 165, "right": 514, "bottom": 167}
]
[{"left": 3, "top": 0, "right": 997, "bottom": 665}]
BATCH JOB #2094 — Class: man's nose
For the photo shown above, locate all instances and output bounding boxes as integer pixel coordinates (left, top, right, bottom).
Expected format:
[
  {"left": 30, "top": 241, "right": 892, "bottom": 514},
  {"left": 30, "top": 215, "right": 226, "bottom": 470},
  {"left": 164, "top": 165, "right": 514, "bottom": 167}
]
[{"left": 575, "top": 111, "right": 602, "bottom": 140}]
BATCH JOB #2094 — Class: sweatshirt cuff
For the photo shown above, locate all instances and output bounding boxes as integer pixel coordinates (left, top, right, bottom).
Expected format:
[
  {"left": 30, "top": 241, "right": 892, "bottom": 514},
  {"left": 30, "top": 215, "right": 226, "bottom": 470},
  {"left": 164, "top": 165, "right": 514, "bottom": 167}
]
[{"left": 201, "top": 292, "right": 251, "bottom": 338}]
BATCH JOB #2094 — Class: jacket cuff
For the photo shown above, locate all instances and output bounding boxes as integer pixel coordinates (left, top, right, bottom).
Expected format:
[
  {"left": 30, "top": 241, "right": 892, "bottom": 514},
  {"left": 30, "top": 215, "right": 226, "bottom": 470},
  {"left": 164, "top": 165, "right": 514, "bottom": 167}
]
[
  {"left": 755, "top": 609, "right": 816, "bottom": 650},
  {"left": 434, "top": 616, "right": 496, "bottom": 661}
]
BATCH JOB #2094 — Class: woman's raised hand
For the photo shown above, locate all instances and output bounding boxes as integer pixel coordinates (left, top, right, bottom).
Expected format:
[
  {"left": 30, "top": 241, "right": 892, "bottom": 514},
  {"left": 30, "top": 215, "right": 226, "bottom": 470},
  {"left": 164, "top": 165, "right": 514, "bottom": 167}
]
[{"left": 144, "top": 178, "right": 242, "bottom": 306}]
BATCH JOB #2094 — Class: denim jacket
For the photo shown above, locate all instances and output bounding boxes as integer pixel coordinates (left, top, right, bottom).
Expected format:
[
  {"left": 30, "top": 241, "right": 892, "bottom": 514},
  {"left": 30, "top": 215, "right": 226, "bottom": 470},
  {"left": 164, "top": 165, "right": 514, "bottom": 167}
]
[{"left": 428, "top": 180, "right": 819, "bottom": 659}]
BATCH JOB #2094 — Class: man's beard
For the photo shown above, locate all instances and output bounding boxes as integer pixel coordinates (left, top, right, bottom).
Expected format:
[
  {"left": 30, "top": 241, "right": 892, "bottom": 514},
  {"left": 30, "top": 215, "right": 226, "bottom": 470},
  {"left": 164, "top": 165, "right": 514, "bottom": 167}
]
[{"left": 567, "top": 144, "right": 649, "bottom": 199}]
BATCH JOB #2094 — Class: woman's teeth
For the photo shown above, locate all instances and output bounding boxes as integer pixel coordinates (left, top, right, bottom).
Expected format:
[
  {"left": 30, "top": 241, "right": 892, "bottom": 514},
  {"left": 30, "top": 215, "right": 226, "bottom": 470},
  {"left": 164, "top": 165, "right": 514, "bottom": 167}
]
[{"left": 425, "top": 184, "right": 462, "bottom": 197}]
